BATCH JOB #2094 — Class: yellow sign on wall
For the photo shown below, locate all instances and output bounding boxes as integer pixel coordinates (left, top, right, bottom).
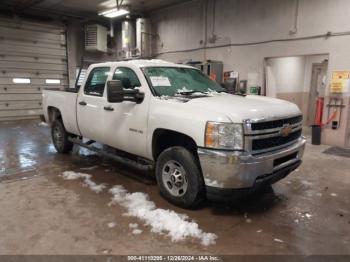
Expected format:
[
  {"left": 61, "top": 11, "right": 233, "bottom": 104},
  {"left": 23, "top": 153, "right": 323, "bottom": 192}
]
[
  {"left": 331, "top": 71, "right": 350, "bottom": 93},
  {"left": 332, "top": 71, "right": 350, "bottom": 80}
]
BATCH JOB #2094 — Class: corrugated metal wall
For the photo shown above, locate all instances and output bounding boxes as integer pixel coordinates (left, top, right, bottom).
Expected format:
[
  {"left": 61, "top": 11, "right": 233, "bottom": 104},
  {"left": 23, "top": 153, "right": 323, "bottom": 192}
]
[{"left": 0, "top": 17, "right": 68, "bottom": 121}]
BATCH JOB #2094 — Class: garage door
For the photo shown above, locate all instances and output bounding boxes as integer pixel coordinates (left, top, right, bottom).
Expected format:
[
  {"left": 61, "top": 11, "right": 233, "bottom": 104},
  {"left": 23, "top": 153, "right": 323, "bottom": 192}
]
[{"left": 0, "top": 17, "right": 68, "bottom": 121}]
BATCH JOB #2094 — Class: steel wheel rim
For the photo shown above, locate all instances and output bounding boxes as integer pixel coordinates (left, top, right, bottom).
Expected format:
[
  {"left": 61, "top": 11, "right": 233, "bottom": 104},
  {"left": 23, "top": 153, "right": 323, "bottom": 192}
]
[
  {"left": 161, "top": 160, "right": 188, "bottom": 197},
  {"left": 53, "top": 125, "right": 63, "bottom": 149}
]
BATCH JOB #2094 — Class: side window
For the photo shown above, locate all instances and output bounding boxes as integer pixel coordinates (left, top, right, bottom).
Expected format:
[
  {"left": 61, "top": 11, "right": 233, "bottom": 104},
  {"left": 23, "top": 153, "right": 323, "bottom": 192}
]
[
  {"left": 113, "top": 67, "right": 141, "bottom": 89},
  {"left": 84, "top": 67, "right": 110, "bottom": 96}
]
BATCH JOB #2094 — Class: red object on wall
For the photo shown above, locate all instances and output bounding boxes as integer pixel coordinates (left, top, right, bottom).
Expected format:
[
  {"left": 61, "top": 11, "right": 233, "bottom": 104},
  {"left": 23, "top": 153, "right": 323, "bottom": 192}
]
[
  {"left": 210, "top": 73, "right": 217, "bottom": 81},
  {"left": 314, "top": 97, "right": 324, "bottom": 126}
]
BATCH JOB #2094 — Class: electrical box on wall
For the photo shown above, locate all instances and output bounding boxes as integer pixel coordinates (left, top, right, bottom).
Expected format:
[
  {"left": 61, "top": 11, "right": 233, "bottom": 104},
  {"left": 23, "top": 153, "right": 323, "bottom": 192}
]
[{"left": 85, "top": 24, "right": 107, "bottom": 52}]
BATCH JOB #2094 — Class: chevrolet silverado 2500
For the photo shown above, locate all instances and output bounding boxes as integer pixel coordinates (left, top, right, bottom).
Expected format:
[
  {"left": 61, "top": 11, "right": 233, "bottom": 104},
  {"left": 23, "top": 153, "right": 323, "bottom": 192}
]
[{"left": 42, "top": 59, "right": 306, "bottom": 208}]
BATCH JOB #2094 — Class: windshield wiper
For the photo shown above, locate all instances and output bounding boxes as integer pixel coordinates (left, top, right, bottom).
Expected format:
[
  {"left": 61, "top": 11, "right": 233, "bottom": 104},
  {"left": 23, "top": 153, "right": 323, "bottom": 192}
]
[
  {"left": 217, "top": 90, "right": 228, "bottom": 93},
  {"left": 176, "top": 90, "right": 208, "bottom": 96}
]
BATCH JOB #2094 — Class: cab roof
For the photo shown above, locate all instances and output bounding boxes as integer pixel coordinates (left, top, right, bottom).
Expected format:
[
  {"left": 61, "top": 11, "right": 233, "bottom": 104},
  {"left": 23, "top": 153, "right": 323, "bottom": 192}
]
[{"left": 90, "top": 59, "right": 195, "bottom": 69}]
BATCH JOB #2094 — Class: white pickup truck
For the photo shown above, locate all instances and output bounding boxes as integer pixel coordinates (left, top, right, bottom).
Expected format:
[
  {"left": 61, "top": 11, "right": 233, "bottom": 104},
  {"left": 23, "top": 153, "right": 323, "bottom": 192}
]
[{"left": 42, "top": 59, "right": 306, "bottom": 208}]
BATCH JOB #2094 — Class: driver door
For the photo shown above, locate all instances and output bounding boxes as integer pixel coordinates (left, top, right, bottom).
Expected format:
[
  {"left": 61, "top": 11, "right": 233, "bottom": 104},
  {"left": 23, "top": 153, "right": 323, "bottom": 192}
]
[{"left": 102, "top": 66, "right": 150, "bottom": 158}]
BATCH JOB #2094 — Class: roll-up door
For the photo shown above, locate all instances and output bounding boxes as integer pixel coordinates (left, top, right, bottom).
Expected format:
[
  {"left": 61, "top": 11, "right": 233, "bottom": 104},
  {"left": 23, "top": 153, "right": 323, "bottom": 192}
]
[{"left": 0, "top": 17, "right": 68, "bottom": 121}]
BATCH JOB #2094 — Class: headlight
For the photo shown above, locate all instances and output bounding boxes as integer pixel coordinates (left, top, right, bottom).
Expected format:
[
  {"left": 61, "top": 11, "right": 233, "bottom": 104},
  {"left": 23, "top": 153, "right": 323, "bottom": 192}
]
[{"left": 205, "top": 122, "right": 243, "bottom": 150}]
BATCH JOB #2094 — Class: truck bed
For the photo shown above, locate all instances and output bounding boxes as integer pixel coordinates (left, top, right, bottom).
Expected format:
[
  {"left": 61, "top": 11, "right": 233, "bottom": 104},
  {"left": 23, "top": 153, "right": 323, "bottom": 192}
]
[{"left": 42, "top": 89, "right": 80, "bottom": 136}]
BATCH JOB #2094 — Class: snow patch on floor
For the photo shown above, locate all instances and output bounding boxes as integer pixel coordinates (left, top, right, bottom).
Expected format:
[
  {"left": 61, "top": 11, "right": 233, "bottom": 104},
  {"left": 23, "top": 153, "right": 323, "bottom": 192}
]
[
  {"left": 39, "top": 122, "right": 48, "bottom": 127},
  {"left": 132, "top": 229, "right": 143, "bottom": 235},
  {"left": 129, "top": 223, "right": 142, "bottom": 234},
  {"left": 245, "top": 218, "right": 252, "bottom": 223},
  {"left": 274, "top": 238, "right": 284, "bottom": 243},
  {"left": 107, "top": 222, "right": 117, "bottom": 228},
  {"left": 305, "top": 213, "right": 312, "bottom": 219},
  {"left": 101, "top": 249, "right": 111, "bottom": 254},
  {"left": 301, "top": 180, "right": 313, "bottom": 186},
  {"left": 244, "top": 213, "right": 252, "bottom": 223},
  {"left": 129, "top": 223, "right": 138, "bottom": 229},
  {"left": 61, "top": 171, "right": 107, "bottom": 193},
  {"left": 109, "top": 185, "right": 217, "bottom": 246}
]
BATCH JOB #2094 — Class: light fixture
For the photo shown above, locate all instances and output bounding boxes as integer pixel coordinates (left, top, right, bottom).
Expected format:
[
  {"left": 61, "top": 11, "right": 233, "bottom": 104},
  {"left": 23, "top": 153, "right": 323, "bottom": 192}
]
[
  {"left": 13, "top": 78, "right": 30, "bottom": 84},
  {"left": 99, "top": 8, "right": 129, "bottom": 18},
  {"left": 46, "top": 79, "right": 61, "bottom": 84}
]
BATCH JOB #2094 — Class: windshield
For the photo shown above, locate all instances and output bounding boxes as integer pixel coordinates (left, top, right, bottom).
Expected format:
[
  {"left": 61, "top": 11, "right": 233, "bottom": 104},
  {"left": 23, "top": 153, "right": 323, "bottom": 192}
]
[{"left": 142, "top": 67, "right": 225, "bottom": 96}]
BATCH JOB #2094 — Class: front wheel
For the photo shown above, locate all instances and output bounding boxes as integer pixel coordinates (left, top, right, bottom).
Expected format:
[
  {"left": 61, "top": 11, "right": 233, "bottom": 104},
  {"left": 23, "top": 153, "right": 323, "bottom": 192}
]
[
  {"left": 156, "top": 146, "right": 205, "bottom": 208},
  {"left": 51, "top": 119, "right": 73, "bottom": 154}
]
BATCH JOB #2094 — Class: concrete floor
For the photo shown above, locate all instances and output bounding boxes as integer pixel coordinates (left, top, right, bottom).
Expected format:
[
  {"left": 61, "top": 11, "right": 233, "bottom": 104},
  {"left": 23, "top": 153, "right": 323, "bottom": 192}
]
[{"left": 0, "top": 120, "right": 349, "bottom": 255}]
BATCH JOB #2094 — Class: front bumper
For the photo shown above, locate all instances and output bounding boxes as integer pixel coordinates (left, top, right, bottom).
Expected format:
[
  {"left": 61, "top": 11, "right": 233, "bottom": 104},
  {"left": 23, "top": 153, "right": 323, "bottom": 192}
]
[{"left": 197, "top": 137, "right": 306, "bottom": 191}]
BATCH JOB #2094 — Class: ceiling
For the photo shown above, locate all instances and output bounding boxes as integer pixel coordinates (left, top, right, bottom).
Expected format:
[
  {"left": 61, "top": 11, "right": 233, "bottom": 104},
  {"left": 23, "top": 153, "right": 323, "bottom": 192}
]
[{"left": 0, "top": 0, "right": 190, "bottom": 18}]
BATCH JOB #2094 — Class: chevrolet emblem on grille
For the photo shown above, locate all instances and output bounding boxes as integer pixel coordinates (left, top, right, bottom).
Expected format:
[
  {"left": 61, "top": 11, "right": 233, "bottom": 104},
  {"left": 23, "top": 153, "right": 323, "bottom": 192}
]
[{"left": 280, "top": 125, "right": 292, "bottom": 137}]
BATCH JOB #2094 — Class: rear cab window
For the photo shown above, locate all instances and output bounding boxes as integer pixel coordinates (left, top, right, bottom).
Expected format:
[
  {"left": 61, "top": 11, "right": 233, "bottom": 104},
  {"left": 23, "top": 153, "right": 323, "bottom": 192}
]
[{"left": 84, "top": 67, "right": 110, "bottom": 96}]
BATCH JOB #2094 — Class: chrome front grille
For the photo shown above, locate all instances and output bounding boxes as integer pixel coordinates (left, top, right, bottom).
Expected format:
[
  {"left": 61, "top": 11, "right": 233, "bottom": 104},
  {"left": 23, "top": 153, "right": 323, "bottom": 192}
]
[
  {"left": 244, "top": 115, "right": 303, "bottom": 155},
  {"left": 250, "top": 115, "right": 303, "bottom": 131}
]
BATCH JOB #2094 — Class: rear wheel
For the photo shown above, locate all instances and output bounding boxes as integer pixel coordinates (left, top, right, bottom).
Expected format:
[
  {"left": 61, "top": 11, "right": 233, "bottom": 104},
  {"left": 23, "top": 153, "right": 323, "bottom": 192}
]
[
  {"left": 51, "top": 119, "right": 73, "bottom": 154},
  {"left": 156, "top": 146, "right": 205, "bottom": 208}
]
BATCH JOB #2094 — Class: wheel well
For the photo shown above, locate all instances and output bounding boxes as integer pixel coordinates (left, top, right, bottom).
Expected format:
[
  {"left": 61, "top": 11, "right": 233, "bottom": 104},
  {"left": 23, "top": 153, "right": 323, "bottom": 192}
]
[
  {"left": 47, "top": 107, "right": 62, "bottom": 123},
  {"left": 152, "top": 129, "right": 198, "bottom": 160}
]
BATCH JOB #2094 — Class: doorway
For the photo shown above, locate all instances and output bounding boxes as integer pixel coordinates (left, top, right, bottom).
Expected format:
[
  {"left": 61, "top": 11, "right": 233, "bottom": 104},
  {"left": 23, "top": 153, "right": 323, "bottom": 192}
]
[
  {"left": 307, "top": 61, "right": 328, "bottom": 125},
  {"left": 265, "top": 54, "right": 329, "bottom": 126}
]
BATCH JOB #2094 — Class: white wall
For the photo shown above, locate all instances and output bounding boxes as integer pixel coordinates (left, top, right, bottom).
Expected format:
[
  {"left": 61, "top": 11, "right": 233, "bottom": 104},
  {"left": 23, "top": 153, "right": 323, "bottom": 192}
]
[
  {"left": 150, "top": 0, "right": 350, "bottom": 95},
  {"left": 266, "top": 54, "right": 328, "bottom": 96},
  {"left": 150, "top": 0, "right": 350, "bottom": 147},
  {"left": 266, "top": 56, "right": 306, "bottom": 96},
  {"left": 266, "top": 55, "right": 329, "bottom": 124}
]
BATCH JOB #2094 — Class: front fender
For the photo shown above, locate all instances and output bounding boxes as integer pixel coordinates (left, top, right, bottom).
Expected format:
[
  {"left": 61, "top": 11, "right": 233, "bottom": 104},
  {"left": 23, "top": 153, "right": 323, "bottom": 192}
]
[{"left": 147, "top": 98, "right": 231, "bottom": 159}]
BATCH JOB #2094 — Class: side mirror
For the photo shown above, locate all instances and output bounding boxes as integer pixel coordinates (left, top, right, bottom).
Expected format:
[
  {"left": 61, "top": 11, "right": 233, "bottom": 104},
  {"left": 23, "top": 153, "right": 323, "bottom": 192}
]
[
  {"left": 107, "top": 80, "right": 124, "bottom": 103},
  {"left": 106, "top": 80, "right": 144, "bottom": 104}
]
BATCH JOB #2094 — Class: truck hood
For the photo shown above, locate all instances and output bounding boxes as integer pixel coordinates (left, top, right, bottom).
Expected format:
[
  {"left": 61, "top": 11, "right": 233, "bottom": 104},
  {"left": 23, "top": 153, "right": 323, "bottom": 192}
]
[{"left": 186, "top": 94, "right": 301, "bottom": 122}]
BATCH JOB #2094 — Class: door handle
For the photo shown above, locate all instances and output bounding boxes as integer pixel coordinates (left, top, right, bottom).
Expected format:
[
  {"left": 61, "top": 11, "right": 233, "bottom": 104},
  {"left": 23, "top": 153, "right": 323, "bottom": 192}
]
[
  {"left": 79, "top": 101, "right": 87, "bottom": 106},
  {"left": 104, "top": 106, "right": 114, "bottom": 111}
]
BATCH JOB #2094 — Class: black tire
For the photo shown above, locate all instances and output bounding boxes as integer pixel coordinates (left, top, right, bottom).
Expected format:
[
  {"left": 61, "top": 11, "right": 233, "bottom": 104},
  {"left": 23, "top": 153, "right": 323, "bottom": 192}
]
[
  {"left": 51, "top": 119, "right": 73, "bottom": 154},
  {"left": 156, "top": 146, "right": 205, "bottom": 208}
]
